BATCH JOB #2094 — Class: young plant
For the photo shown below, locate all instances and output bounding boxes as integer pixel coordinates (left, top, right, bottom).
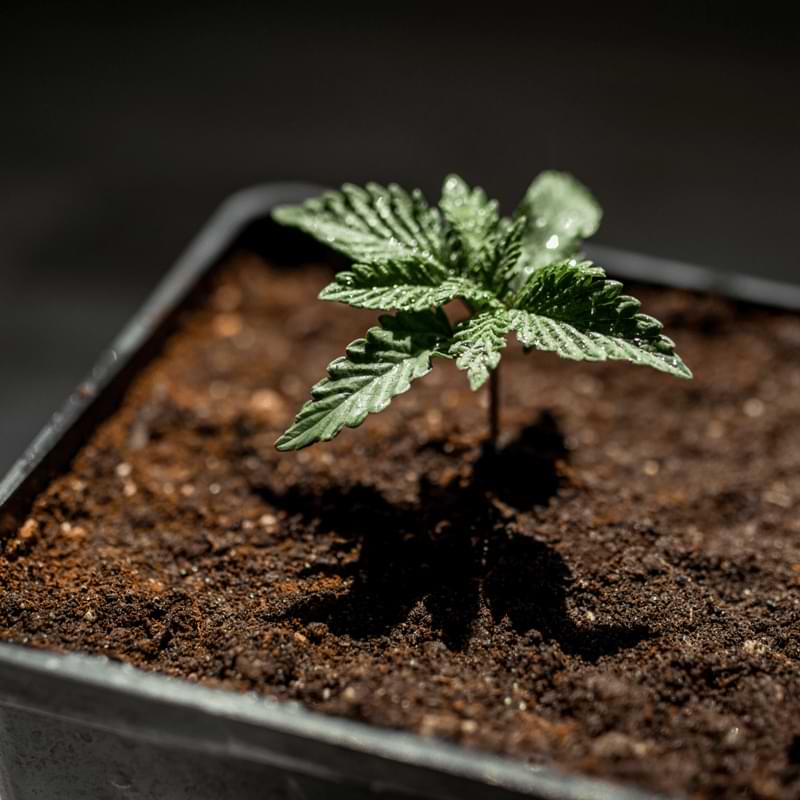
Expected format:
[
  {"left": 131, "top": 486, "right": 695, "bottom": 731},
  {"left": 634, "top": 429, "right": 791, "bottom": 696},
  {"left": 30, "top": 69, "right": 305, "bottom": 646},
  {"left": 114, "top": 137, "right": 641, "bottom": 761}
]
[{"left": 271, "top": 173, "right": 691, "bottom": 451}]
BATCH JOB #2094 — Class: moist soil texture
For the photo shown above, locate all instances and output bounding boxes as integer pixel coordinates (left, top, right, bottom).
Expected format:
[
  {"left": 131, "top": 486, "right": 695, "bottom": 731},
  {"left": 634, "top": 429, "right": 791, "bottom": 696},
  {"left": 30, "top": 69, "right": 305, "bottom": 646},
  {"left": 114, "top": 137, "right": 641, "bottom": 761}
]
[{"left": 3, "top": 254, "right": 800, "bottom": 799}]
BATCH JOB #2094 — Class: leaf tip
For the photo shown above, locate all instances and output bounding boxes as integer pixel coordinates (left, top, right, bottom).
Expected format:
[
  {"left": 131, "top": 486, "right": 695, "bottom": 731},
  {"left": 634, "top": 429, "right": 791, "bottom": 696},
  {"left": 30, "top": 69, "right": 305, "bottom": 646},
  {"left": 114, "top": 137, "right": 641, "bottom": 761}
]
[
  {"left": 274, "top": 432, "right": 297, "bottom": 451},
  {"left": 442, "top": 173, "right": 466, "bottom": 194},
  {"left": 676, "top": 360, "right": 694, "bottom": 380},
  {"left": 271, "top": 204, "right": 301, "bottom": 225},
  {"left": 468, "top": 371, "right": 490, "bottom": 391}
]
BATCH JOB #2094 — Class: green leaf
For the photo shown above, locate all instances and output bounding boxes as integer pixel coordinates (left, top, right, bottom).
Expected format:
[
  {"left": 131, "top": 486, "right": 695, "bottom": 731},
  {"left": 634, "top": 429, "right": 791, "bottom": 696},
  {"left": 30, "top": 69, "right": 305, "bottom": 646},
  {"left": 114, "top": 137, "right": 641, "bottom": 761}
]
[
  {"left": 273, "top": 173, "right": 691, "bottom": 452},
  {"left": 272, "top": 183, "right": 445, "bottom": 267},
  {"left": 318, "top": 260, "right": 501, "bottom": 312},
  {"left": 275, "top": 310, "right": 451, "bottom": 451},
  {"left": 487, "top": 215, "right": 527, "bottom": 299},
  {"left": 509, "top": 262, "right": 692, "bottom": 378},
  {"left": 449, "top": 310, "right": 511, "bottom": 390},
  {"left": 439, "top": 174, "right": 500, "bottom": 278},
  {"left": 515, "top": 171, "right": 601, "bottom": 279}
]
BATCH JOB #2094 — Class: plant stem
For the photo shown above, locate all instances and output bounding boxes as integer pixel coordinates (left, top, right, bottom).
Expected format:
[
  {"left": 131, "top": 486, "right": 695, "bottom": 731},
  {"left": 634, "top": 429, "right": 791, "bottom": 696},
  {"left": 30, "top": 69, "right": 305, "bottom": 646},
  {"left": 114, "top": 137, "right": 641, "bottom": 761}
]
[{"left": 488, "top": 365, "right": 500, "bottom": 453}]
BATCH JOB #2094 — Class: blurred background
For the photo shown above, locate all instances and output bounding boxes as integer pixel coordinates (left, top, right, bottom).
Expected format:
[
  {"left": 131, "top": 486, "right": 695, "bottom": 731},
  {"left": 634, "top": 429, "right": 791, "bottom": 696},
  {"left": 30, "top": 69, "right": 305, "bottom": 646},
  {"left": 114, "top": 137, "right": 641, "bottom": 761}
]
[{"left": 1, "top": 2, "right": 799, "bottom": 474}]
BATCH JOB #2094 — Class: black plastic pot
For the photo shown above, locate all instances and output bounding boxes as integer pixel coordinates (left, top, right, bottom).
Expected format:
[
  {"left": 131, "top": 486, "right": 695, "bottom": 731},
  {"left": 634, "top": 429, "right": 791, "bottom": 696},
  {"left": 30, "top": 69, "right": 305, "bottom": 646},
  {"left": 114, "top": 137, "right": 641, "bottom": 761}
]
[{"left": 1, "top": 184, "right": 798, "bottom": 800}]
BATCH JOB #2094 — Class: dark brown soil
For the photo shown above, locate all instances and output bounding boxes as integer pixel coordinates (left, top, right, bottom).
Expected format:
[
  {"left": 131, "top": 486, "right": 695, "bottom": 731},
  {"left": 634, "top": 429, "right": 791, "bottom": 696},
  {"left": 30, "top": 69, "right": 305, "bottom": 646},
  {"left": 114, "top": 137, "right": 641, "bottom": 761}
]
[{"left": 3, "top": 254, "right": 800, "bottom": 799}]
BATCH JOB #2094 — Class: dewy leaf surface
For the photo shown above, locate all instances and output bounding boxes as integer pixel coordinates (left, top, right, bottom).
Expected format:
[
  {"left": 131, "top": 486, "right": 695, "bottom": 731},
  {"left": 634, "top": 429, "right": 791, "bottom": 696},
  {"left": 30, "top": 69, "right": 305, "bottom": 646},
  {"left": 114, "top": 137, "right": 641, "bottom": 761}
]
[
  {"left": 449, "top": 310, "right": 512, "bottom": 390},
  {"left": 486, "top": 215, "right": 526, "bottom": 298},
  {"left": 319, "top": 260, "right": 500, "bottom": 312},
  {"left": 515, "top": 171, "right": 601, "bottom": 278},
  {"left": 271, "top": 175, "right": 692, "bottom": 449},
  {"left": 275, "top": 310, "right": 452, "bottom": 450},
  {"left": 439, "top": 175, "right": 500, "bottom": 279},
  {"left": 273, "top": 182, "right": 445, "bottom": 267},
  {"left": 509, "top": 262, "right": 692, "bottom": 378}
]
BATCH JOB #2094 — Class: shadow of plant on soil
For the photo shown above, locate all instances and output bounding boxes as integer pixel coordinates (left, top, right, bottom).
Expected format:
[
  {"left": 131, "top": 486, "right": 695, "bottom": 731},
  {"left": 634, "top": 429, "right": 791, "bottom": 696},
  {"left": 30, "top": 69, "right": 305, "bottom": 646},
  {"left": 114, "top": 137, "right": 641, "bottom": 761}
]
[{"left": 252, "top": 412, "right": 650, "bottom": 660}]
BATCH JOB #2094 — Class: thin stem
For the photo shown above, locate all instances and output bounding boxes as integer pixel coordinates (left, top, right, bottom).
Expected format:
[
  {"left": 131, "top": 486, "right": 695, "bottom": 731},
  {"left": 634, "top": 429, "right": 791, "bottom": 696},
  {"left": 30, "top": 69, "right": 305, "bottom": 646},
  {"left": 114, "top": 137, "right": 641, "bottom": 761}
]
[
  {"left": 460, "top": 298, "right": 501, "bottom": 453},
  {"left": 488, "top": 364, "right": 500, "bottom": 453}
]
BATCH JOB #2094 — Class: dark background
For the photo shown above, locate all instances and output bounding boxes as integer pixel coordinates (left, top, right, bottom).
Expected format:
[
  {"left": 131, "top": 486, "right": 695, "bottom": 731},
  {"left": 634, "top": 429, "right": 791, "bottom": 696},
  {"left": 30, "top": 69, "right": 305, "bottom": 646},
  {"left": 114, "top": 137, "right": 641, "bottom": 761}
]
[{"left": 1, "top": 3, "right": 799, "bottom": 474}]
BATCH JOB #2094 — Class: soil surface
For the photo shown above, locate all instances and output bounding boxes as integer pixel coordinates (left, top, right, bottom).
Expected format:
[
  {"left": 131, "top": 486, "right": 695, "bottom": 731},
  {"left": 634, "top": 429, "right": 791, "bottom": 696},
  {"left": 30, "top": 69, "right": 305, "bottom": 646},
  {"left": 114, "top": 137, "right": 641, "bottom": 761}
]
[{"left": 3, "top": 254, "right": 800, "bottom": 799}]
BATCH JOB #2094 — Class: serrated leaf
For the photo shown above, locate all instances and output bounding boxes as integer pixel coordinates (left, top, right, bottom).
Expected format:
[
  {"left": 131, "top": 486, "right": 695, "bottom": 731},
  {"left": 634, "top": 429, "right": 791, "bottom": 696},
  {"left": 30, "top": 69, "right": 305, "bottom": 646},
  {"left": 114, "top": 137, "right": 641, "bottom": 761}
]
[
  {"left": 449, "top": 310, "right": 511, "bottom": 390},
  {"left": 514, "top": 171, "right": 601, "bottom": 282},
  {"left": 488, "top": 215, "right": 527, "bottom": 298},
  {"left": 439, "top": 174, "right": 500, "bottom": 278},
  {"left": 273, "top": 174, "right": 691, "bottom": 452},
  {"left": 318, "top": 260, "right": 501, "bottom": 312},
  {"left": 509, "top": 262, "right": 692, "bottom": 378},
  {"left": 275, "top": 310, "right": 451, "bottom": 451},
  {"left": 272, "top": 182, "right": 445, "bottom": 267}
]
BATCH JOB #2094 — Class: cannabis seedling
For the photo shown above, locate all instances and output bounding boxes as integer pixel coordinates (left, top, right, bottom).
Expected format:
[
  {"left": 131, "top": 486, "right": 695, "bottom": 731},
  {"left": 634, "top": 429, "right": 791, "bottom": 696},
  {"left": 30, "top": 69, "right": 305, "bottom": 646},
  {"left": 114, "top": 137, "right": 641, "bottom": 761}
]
[{"left": 272, "top": 173, "right": 691, "bottom": 451}]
